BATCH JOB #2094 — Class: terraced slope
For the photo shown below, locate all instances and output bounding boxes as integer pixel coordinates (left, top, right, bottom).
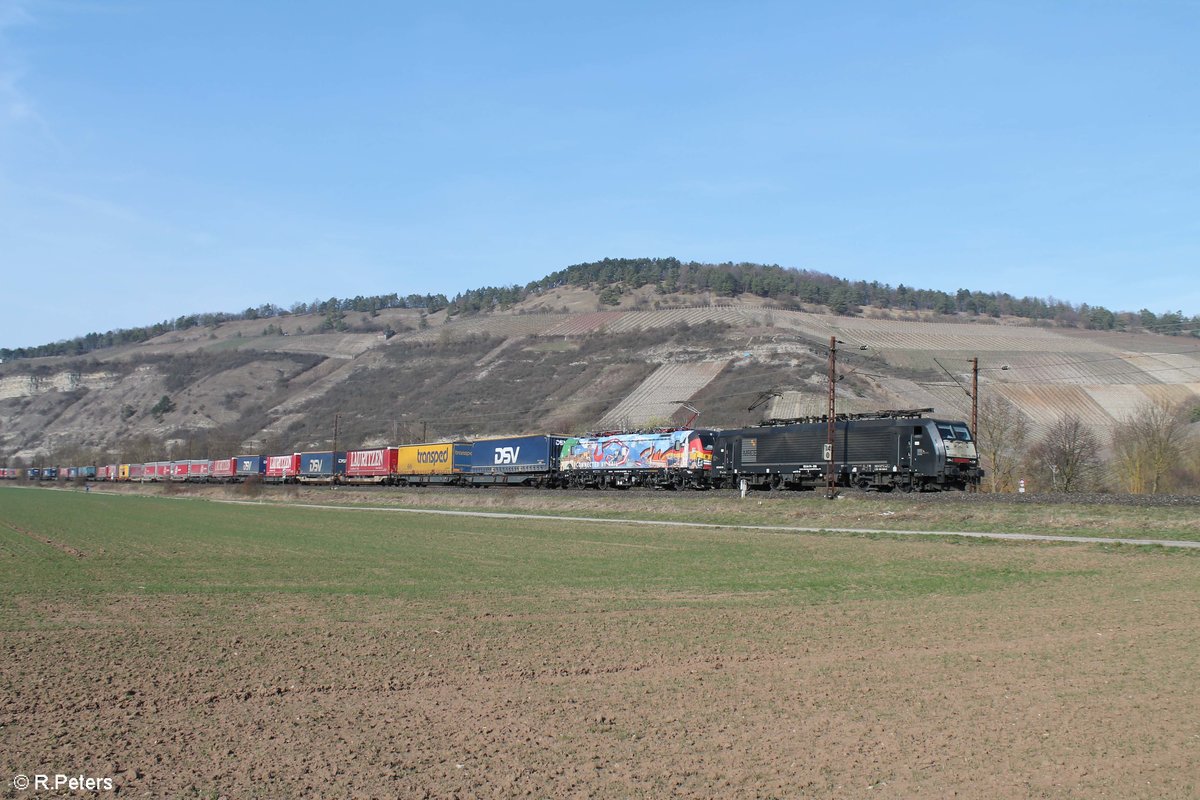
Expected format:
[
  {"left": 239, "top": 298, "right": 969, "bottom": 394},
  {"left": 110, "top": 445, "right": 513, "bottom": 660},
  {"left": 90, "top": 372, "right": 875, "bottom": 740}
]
[
  {"left": 540, "top": 307, "right": 762, "bottom": 336},
  {"left": 834, "top": 319, "right": 1200, "bottom": 435},
  {"left": 541, "top": 312, "right": 626, "bottom": 336},
  {"left": 597, "top": 361, "right": 730, "bottom": 429},
  {"left": 765, "top": 390, "right": 880, "bottom": 420},
  {"left": 402, "top": 313, "right": 569, "bottom": 343},
  {"left": 784, "top": 313, "right": 1113, "bottom": 353}
]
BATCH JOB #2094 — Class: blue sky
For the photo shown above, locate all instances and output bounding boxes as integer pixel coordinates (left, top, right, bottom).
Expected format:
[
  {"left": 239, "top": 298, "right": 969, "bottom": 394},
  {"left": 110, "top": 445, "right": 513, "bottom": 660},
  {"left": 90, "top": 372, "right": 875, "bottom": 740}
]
[{"left": 1, "top": 0, "right": 1197, "bottom": 349}]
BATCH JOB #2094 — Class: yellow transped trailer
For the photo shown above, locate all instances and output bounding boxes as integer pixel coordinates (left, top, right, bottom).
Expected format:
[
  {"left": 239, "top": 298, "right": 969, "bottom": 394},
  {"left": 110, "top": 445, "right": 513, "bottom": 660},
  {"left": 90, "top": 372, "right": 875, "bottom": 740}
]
[{"left": 393, "top": 442, "right": 472, "bottom": 484}]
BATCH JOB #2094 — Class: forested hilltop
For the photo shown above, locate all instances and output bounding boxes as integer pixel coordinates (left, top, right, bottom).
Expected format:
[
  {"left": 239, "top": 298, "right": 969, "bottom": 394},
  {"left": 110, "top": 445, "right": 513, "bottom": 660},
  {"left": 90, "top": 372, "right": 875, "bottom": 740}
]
[
  {"left": 3, "top": 258, "right": 1195, "bottom": 361},
  {"left": 458, "top": 258, "right": 1196, "bottom": 331}
]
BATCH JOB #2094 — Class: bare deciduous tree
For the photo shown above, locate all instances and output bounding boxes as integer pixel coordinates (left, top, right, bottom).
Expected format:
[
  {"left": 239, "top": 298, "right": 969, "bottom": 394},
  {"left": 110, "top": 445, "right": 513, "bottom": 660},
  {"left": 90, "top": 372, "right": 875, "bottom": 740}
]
[
  {"left": 1110, "top": 400, "right": 1192, "bottom": 494},
  {"left": 975, "top": 394, "right": 1030, "bottom": 492},
  {"left": 1028, "top": 414, "right": 1103, "bottom": 492},
  {"left": 1175, "top": 422, "right": 1200, "bottom": 492}
]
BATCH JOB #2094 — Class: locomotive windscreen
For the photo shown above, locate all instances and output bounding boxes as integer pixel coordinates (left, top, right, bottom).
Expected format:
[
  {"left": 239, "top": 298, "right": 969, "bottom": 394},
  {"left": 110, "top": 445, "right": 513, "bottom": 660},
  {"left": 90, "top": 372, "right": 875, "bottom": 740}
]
[{"left": 936, "top": 422, "right": 973, "bottom": 442}]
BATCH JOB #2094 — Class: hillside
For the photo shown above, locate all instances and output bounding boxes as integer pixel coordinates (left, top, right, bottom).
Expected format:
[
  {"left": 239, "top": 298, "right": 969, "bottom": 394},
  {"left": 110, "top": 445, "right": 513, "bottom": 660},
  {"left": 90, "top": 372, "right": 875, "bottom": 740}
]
[{"left": 2, "top": 280, "right": 1199, "bottom": 467}]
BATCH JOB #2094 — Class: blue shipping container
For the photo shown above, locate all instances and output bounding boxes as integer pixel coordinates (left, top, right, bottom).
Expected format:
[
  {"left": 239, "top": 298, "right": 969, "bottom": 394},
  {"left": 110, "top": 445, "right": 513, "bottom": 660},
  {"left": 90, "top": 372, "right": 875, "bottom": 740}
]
[
  {"left": 454, "top": 443, "right": 473, "bottom": 471},
  {"left": 79, "top": 466, "right": 97, "bottom": 479},
  {"left": 469, "top": 435, "right": 565, "bottom": 474},
  {"left": 235, "top": 455, "right": 266, "bottom": 476},
  {"left": 298, "top": 451, "right": 346, "bottom": 477}
]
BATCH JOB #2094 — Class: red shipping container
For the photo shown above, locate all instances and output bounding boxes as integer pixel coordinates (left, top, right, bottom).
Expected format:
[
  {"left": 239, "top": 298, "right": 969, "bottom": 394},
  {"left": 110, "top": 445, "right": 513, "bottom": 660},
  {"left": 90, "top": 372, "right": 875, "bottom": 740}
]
[
  {"left": 344, "top": 447, "right": 398, "bottom": 477},
  {"left": 170, "top": 462, "right": 189, "bottom": 480},
  {"left": 265, "top": 453, "right": 301, "bottom": 479},
  {"left": 188, "top": 460, "right": 211, "bottom": 478},
  {"left": 210, "top": 458, "right": 236, "bottom": 479}
]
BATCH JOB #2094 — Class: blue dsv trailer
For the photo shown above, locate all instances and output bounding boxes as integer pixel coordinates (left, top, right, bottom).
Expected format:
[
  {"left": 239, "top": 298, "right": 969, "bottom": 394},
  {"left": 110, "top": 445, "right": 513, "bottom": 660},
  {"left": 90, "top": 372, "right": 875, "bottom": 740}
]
[
  {"left": 468, "top": 435, "right": 567, "bottom": 486},
  {"left": 297, "top": 451, "right": 346, "bottom": 482}
]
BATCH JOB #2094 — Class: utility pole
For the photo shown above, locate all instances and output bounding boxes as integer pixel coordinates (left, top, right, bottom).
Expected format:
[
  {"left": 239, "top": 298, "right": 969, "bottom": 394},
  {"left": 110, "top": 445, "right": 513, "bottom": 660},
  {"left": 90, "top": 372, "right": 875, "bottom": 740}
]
[
  {"left": 970, "top": 357, "right": 979, "bottom": 437},
  {"left": 826, "top": 336, "right": 838, "bottom": 499},
  {"left": 333, "top": 412, "right": 341, "bottom": 453},
  {"left": 969, "top": 357, "right": 979, "bottom": 494}
]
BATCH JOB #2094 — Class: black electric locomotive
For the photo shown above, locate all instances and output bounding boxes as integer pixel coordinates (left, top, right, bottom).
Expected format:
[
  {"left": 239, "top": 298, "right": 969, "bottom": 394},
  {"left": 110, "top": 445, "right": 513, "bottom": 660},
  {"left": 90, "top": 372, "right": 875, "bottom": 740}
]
[{"left": 713, "top": 410, "right": 982, "bottom": 492}]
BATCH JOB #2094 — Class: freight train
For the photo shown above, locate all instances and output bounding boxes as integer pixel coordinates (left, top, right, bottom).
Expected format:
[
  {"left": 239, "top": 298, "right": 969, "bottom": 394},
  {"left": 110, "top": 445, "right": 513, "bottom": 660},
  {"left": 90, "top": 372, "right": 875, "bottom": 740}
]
[{"left": 0, "top": 411, "right": 982, "bottom": 493}]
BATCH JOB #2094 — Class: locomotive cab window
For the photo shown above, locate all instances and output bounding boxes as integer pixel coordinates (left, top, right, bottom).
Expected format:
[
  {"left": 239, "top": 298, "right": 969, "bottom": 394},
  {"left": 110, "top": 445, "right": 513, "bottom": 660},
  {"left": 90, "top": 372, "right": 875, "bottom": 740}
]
[{"left": 936, "top": 423, "right": 972, "bottom": 442}]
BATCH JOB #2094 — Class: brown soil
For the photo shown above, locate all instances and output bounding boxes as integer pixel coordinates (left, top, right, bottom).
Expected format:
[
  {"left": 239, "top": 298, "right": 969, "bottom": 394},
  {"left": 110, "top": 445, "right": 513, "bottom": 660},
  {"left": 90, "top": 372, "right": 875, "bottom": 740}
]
[{"left": 2, "top": 533, "right": 1198, "bottom": 799}]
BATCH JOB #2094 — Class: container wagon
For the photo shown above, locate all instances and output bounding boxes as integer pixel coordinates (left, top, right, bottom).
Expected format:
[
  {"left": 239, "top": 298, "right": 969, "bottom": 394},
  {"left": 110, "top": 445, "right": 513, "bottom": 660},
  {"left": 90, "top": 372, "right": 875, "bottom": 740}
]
[
  {"left": 185, "top": 460, "right": 211, "bottom": 481},
  {"left": 344, "top": 447, "right": 398, "bottom": 485},
  {"left": 559, "top": 429, "right": 716, "bottom": 489},
  {"left": 210, "top": 457, "right": 237, "bottom": 482},
  {"left": 297, "top": 451, "right": 346, "bottom": 483},
  {"left": 264, "top": 453, "right": 301, "bottom": 483},
  {"left": 235, "top": 455, "right": 266, "bottom": 479},
  {"left": 468, "top": 435, "right": 568, "bottom": 487},
  {"left": 393, "top": 442, "right": 472, "bottom": 485}
]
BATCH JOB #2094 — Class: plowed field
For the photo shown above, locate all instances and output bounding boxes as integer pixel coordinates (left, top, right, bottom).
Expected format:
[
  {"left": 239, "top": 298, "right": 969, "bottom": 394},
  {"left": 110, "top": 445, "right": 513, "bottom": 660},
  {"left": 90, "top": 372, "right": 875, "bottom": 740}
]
[{"left": 2, "top": 487, "right": 1198, "bottom": 799}]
